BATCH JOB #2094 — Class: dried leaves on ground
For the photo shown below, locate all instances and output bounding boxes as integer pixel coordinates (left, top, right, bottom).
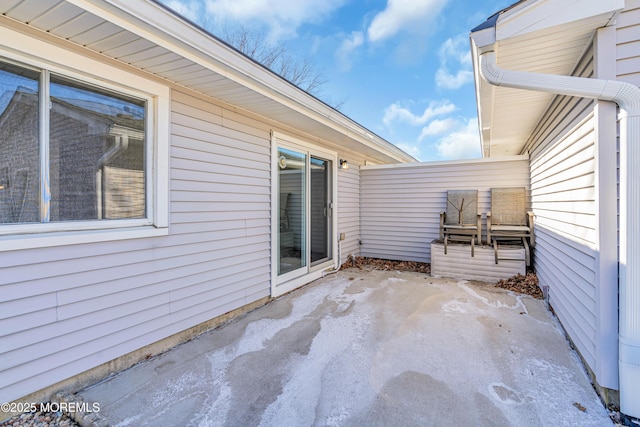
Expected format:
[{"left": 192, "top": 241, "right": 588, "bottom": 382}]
[
  {"left": 342, "top": 257, "right": 543, "bottom": 300},
  {"left": 495, "top": 272, "right": 543, "bottom": 299},
  {"left": 341, "top": 256, "right": 431, "bottom": 274}
]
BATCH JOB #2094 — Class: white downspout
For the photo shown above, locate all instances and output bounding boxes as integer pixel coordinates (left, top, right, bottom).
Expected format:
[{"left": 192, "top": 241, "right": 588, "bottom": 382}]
[{"left": 479, "top": 51, "right": 640, "bottom": 419}]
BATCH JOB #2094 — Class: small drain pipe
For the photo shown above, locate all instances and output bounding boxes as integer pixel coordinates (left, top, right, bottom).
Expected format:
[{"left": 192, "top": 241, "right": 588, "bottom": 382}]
[
  {"left": 479, "top": 51, "right": 640, "bottom": 419},
  {"left": 322, "top": 238, "right": 343, "bottom": 277}
]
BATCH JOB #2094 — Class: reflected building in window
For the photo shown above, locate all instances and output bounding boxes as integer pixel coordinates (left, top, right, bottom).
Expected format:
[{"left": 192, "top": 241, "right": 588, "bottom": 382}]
[{"left": 0, "top": 72, "right": 146, "bottom": 225}]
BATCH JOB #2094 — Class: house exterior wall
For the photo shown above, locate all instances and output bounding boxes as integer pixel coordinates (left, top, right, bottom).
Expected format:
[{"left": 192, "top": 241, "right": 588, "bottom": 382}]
[
  {"left": 524, "top": 40, "right": 621, "bottom": 389},
  {"left": 337, "top": 156, "right": 364, "bottom": 261},
  {"left": 617, "top": 0, "right": 640, "bottom": 86},
  {"left": 0, "top": 71, "right": 368, "bottom": 403},
  {"left": 0, "top": 86, "right": 271, "bottom": 402},
  {"left": 359, "top": 157, "right": 530, "bottom": 263},
  {"left": 528, "top": 101, "right": 598, "bottom": 370}
]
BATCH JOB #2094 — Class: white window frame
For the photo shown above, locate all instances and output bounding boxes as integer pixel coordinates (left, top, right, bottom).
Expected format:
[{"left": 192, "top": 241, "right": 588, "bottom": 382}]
[{"left": 0, "top": 25, "right": 169, "bottom": 251}]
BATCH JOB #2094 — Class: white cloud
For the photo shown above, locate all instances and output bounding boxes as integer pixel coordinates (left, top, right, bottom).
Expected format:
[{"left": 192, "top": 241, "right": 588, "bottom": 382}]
[
  {"left": 163, "top": 0, "right": 203, "bottom": 22},
  {"left": 335, "top": 32, "right": 364, "bottom": 71},
  {"left": 419, "top": 118, "right": 458, "bottom": 140},
  {"left": 367, "top": 0, "right": 449, "bottom": 42},
  {"left": 392, "top": 116, "right": 480, "bottom": 162},
  {"left": 395, "top": 142, "right": 422, "bottom": 159},
  {"left": 383, "top": 100, "right": 456, "bottom": 127},
  {"left": 439, "top": 36, "right": 471, "bottom": 65},
  {"left": 435, "top": 35, "right": 474, "bottom": 90},
  {"left": 205, "top": 0, "right": 346, "bottom": 41},
  {"left": 435, "top": 68, "right": 473, "bottom": 90},
  {"left": 435, "top": 118, "right": 481, "bottom": 159}
]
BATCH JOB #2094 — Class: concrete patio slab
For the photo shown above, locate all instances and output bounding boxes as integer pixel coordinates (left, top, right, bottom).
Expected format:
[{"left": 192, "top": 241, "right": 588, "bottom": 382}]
[{"left": 75, "top": 269, "right": 612, "bottom": 426}]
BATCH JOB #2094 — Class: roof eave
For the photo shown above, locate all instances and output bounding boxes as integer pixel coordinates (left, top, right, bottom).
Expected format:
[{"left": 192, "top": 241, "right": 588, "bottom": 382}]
[
  {"left": 469, "top": 0, "right": 624, "bottom": 158},
  {"left": 94, "top": 0, "right": 417, "bottom": 164}
]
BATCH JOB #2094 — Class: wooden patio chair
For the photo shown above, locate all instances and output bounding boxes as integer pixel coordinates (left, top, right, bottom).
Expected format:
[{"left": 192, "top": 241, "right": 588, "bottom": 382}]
[
  {"left": 439, "top": 189, "right": 481, "bottom": 257},
  {"left": 487, "top": 187, "right": 535, "bottom": 266}
]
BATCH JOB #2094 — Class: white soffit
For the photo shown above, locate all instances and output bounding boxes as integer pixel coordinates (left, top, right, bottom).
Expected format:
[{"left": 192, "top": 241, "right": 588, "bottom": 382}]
[
  {"left": 473, "top": 0, "right": 623, "bottom": 157},
  {"left": 0, "top": 0, "right": 415, "bottom": 164},
  {"left": 497, "top": 0, "right": 624, "bottom": 40}
]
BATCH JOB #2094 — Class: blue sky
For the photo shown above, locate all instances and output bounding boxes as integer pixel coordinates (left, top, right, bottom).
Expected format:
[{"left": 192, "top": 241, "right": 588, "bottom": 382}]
[{"left": 158, "top": 0, "right": 512, "bottom": 162}]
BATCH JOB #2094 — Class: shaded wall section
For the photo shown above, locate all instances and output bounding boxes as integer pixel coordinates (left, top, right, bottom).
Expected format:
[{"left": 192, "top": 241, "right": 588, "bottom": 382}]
[
  {"left": 522, "top": 35, "right": 619, "bottom": 390},
  {"left": 336, "top": 158, "right": 362, "bottom": 260}
]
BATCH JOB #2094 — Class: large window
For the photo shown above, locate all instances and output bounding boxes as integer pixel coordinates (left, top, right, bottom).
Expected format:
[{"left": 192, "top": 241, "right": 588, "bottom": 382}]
[
  {"left": 0, "top": 60, "right": 147, "bottom": 226},
  {"left": 0, "top": 29, "right": 169, "bottom": 251}
]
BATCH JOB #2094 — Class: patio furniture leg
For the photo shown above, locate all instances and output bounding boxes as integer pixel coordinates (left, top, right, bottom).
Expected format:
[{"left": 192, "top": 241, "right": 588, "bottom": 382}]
[
  {"left": 522, "top": 237, "right": 530, "bottom": 267},
  {"left": 493, "top": 239, "right": 499, "bottom": 264},
  {"left": 471, "top": 236, "right": 475, "bottom": 257},
  {"left": 444, "top": 235, "right": 448, "bottom": 255}
]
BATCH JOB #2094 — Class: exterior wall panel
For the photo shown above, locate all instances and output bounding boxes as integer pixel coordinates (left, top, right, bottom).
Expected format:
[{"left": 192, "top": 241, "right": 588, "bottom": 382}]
[
  {"left": 0, "top": 87, "right": 273, "bottom": 402},
  {"left": 527, "top": 46, "right": 601, "bottom": 374},
  {"left": 360, "top": 158, "right": 530, "bottom": 262},
  {"left": 337, "top": 161, "right": 362, "bottom": 260},
  {"left": 617, "top": 0, "right": 640, "bottom": 85}
]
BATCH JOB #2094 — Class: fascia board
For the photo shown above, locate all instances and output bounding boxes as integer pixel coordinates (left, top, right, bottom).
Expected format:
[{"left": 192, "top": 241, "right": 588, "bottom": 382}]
[
  {"left": 63, "top": 0, "right": 415, "bottom": 163},
  {"left": 361, "top": 154, "right": 529, "bottom": 170},
  {"left": 470, "top": 38, "right": 494, "bottom": 157},
  {"left": 496, "top": 0, "right": 624, "bottom": 41}
]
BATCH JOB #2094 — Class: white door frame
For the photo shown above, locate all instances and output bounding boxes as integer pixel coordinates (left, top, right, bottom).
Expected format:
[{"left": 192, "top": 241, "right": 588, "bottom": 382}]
[{"left": 270, "top": 131, "right": 338, "bottom": 297}]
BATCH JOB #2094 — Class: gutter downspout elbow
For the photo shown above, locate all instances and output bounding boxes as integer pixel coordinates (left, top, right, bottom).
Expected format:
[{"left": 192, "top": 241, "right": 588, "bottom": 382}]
[{"left": 479, "top": 51, "right": 640, "bottom": 420}]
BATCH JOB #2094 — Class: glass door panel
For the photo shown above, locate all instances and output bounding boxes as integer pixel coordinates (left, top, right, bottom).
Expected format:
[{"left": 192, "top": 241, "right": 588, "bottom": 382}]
[
  {"left": 310, "top": 157, "right": 331, "bottom": 265},
  {"left": 278, "top": 148, "right": 306, "bottom": 275}
]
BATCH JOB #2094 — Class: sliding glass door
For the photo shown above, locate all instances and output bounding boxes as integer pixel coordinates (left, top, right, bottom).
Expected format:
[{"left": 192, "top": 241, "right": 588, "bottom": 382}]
[
  {"left": 278, "top": 148, "right": 306, "bottom": 276},
  {"left": 277, "top": 147, "right": 333, "bottom": 280},
  {"left": 310, "top": 157, "right": 331, "bottom": 265}
]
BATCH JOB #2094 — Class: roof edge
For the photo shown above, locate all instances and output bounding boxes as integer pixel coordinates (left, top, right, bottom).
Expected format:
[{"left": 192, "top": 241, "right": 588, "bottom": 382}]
[{"left": 70, "top": 0, "right": 416, "bottom": 164}]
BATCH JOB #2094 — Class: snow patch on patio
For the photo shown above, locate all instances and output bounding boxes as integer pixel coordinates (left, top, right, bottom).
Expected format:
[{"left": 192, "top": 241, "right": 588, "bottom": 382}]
[
  {"left": 458, "top": 280, "right": 528, "bottom": 311},
  {"left": 196, "top": 275, "right": 378, "bottom": 425},
  {"left": 258, "top": 277, "right": 378, "bottom": 426},
  {"left": 235, "top": 282, "right": 341, "bottom": 355},
  {"left": 76, "top": 271, "right": 613, "bottom": 427}
]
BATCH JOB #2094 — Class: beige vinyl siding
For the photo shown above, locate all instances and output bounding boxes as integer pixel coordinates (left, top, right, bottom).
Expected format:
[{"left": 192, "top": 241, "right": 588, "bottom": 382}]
[
  {"left": 617, "top": 0, "right": 640, "bottom": 85},
  {"left": 526, "top": 46, "right": 599, "bottom": 371},
  {"left": 359, "top": 158, "right": 530, "bottom": 263},
  {"left": 0, "top": 87, "right": 272, "bottom": 402}
]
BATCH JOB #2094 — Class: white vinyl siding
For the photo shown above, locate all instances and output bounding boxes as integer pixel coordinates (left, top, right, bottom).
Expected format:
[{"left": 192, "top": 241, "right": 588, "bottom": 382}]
[
  {"left": 337, "top": 158, "right": 363, "bottom": 260},
  {"left": 431, "top": 243, "right": 525, "bottom": 282},
  {"left": 527, "top": 46, "right": 600, "bottom": 372},
  {"left": 359, "top": 157, "right": 530, "bottom": 263},
  {"left": 618, "top": 1, "right": 640, "bottom": 247},
  {"left": 617, "top": 0, "right": 640, "bottom": 85},
  {"left": 0, "top": 87, "right": 272, "bottom": 402}
]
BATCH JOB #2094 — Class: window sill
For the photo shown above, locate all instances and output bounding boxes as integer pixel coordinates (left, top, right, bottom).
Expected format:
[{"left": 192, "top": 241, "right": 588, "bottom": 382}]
[{"left": 0, "top": 226, "right": 169, "bottom": 252}]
